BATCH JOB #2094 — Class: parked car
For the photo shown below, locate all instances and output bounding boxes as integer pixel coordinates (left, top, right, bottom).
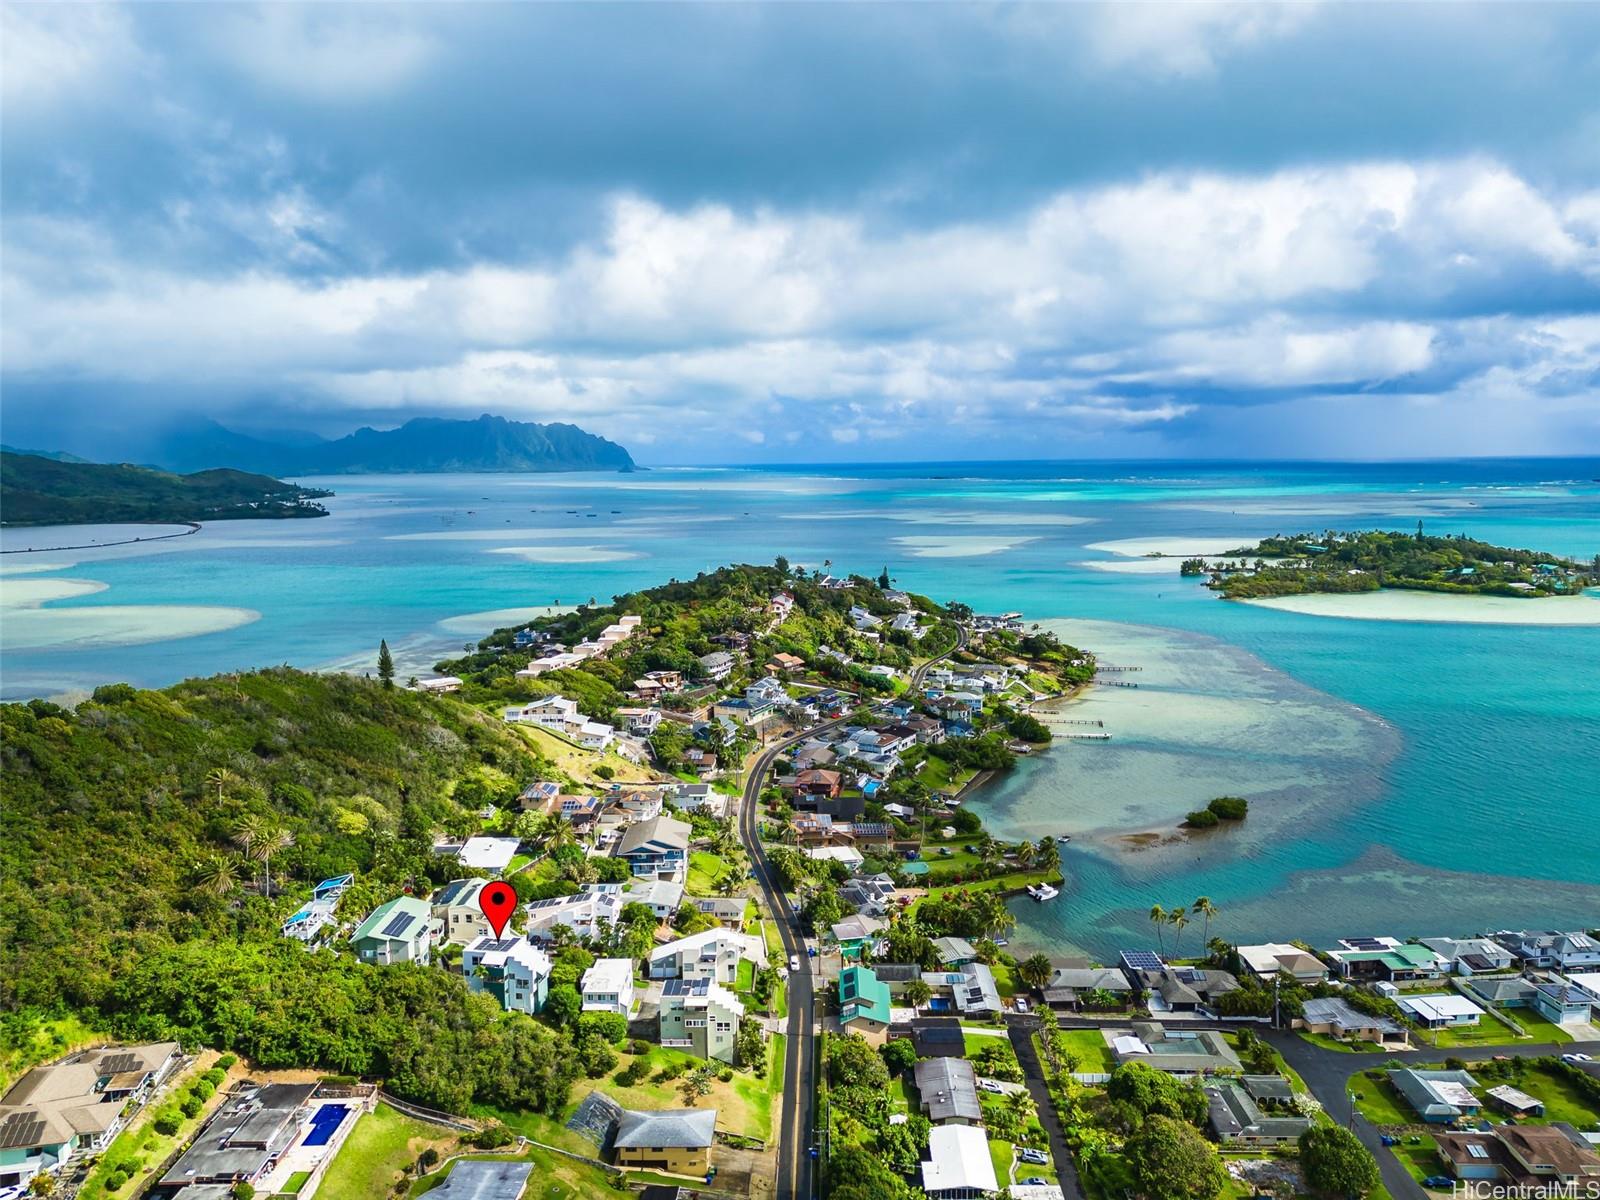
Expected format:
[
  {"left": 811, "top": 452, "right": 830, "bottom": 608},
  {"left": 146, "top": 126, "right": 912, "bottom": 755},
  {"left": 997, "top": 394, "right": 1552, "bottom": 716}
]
[
  {"left": 1014, "top": 996, "right": 1030, "bottom": 1013},
  {"left": 978, "top": 1079, "right": 1005, "bottom": 1094},
  {"left": 1562, "top": 1053, "right": 1594, "bottom": 1063},
  {"left": 1022, "top": 1178, "right": 1049, "bottom": 1187},
  {"left": 1018, "top": 1148, "right": 1048, "bottom": 1166},
  {"left": 1421, "top": 1177, "right": 1455, "bottom": 1190},
  {"left": 1380, "top": 1135, "right": 1399, "bottom": 1146}
]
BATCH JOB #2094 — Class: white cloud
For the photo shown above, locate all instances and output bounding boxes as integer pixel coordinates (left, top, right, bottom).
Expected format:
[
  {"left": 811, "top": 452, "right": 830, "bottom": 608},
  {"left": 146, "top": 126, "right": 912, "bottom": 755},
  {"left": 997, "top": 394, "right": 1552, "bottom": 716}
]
[
  {"left": 1080, "top": 2, "right": 1321, "bottom": 79},
  {"left": 203, "top": 6, "right": 437, "bottom": 101}
]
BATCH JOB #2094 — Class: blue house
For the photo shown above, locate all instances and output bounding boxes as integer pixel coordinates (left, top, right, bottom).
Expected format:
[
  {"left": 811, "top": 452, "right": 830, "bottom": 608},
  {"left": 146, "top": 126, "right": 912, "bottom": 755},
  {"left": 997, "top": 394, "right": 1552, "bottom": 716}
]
[{"left": 613, "top": 814, "right": 691, "bottom": 879}]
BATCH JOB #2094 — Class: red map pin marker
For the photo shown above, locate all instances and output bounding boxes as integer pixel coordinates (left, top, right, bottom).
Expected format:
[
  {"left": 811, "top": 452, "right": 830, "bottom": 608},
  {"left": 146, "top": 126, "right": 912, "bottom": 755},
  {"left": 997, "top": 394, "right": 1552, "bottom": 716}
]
[{"left": 478, "top": 881, "right": 518, "bottom": 939}]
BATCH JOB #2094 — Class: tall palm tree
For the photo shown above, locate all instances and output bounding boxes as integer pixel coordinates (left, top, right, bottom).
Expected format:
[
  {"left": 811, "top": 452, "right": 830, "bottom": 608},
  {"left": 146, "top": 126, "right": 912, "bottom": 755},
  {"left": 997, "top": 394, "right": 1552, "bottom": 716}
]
[
  {"left": 252, "top": 826, "right": 294, "bottom": 897},
  {"left": 232, "top": 815, "right": 263, "bottom": 866},
  {"left": 1148, "top": 904, "right": 1168, "bottom": 955},
  {"left": 1018, "top": 953, "right": 1053, "bottom": 991},
  {"left": 1006, "top": 1089, "right": 1036, "bottom": 1120},
  {"left": 1167, "top": 907, "right": 1189, "bottom": 958},
  {"left": 1035, "top": 836, "right": 1060, "bottom": 874},
  {"left": 1192, "top": 896, "right": 1217, "bottom": 946},
  {"left": 1015, "top": 840, "right": 1036, "bottom": 868},
  {"left": 904, "top": 978, "right": 933, "bottom": 1011}
]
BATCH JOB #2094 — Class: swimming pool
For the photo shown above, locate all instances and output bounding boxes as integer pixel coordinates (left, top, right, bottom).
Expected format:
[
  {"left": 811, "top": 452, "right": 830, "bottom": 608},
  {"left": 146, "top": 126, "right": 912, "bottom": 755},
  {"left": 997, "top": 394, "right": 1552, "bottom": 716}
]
[{"left": 302, "top": 1103, "right": 350, "bottom": 1147}]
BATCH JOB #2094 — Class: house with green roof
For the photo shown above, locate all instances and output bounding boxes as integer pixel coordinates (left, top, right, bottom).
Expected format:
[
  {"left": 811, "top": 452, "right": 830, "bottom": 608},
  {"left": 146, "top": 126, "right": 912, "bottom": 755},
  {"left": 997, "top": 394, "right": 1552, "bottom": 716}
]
[
  {"left": 1325, "top": 939, "right": 1442, "bottom": 982},
  {"left": 352, "top": 896, "right": 438, "bottom": 966},
  {"left": 839, "top": 965, "right": 892, "bottom": 1044}
]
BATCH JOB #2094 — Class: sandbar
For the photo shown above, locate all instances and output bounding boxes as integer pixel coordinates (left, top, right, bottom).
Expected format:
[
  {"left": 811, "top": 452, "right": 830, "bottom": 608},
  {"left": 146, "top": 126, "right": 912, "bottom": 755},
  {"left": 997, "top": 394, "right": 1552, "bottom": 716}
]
[
  {"left": 1085, "top": 536, "right": 1250, "bottom": 559},
  {"left": 893, "top": 534, "right": 1039, "bottom": 558},
  {"left": 1238, "top": 589, "right": 1600, "bottom": 626},
  {"left": 437, "top": 605, "right": 577, "bottom": 635},
  {"left": 486, "top": 545, "right": 643, "bottom": 563}
]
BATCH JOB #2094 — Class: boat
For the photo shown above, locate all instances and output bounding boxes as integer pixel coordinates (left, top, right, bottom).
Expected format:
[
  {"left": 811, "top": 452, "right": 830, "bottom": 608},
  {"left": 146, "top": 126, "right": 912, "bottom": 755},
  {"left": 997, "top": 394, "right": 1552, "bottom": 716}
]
[
  {"left": 1027, "top": 883, "right": 1060, "bottom": 901},
  {"left": 1056, "top": 834, "right": 1072, "bottom": 844}
]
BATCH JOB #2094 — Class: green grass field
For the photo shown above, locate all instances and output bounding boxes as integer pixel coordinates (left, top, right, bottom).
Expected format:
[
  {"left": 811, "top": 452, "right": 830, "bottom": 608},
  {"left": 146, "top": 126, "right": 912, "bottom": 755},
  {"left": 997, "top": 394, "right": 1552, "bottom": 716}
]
[
  {"left": 1055, "top": 1028, "right": 1117, "bottom": 1072},
  {"left": 989, "top": 1137, "right": 1015, "bottom": 1188},
  {"left": 1348, "top": 1071, "right": 1416, "bottom": 1126},
  {"left": 409, "top": 1148, "right": 627, "bottom": 1200},
  {"left": 281, "top": 1169, "right": 312, "bottom": 1193},
  {"left": 1296, "top": 1029, "right": 1364, "bottom": 1053},
  {"left": 319, "top": 1103, "right": 456, "bottom": 1200},
  {"left": 686, "top": 851, "right": 730, "bottom": 895},
  {"left": 566, "top": 1044, "right": 773, "bottom": 1140}
]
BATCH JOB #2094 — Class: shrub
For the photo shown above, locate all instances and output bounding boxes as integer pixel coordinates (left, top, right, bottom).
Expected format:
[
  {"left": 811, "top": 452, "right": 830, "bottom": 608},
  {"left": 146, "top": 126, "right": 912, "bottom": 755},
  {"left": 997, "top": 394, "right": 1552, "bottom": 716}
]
[
  {"left": 471, "top": 1122, "right": 514, "bottom": 1149},
  {"left": 594, "top": 765, "right": 615, "bottom": 780},
  {"left": 152, "top": 1109, "right": 182, "bottom": 1136},
  {"left": 179, "top": 1094, "right": 204, "bottom": 1119},
  {"left": 1183, "top": 809, "right": 1220, "bottom": 829},
  {"left": 215, "top": 1054, "right": 237, "bottom": 1070},
  {"left": 191, "top": 1078, "right": 215, "bottom": 1101},
  {"left": 628, "top": 1039, "right": 652, "bottom": 1056},
  {"left": 202, "top": 1067, "right": 227, "bottom": 1086},
  {"left": 1208, "top": 796, "right": 1248, "bottom": 821},
  {"left": 577, "top": 1011, "right": 629, "bottom": 1046},
  {"left": 105, "top": 1172, "right": 129, "bottom": 1193}
]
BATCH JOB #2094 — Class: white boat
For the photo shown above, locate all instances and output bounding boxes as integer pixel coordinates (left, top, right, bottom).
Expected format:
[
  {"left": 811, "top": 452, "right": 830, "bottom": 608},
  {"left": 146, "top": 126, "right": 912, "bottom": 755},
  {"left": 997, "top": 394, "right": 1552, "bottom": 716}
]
[
  {"left": 1056, "top": 834, "right": 1072, "bottom": 844},
  {"left": 1027, "top": 883, "right": 1060, "bottom": 901}
]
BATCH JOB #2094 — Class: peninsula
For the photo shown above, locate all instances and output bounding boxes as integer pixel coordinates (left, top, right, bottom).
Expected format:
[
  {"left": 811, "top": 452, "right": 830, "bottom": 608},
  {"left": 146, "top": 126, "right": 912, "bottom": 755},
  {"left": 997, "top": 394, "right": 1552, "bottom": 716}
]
[
  {"left": 0, "top": 450, "right": 331, "bottom": 527},
  {"left": 1181, "top": 529, "right": 1598, "bottom": 600}
]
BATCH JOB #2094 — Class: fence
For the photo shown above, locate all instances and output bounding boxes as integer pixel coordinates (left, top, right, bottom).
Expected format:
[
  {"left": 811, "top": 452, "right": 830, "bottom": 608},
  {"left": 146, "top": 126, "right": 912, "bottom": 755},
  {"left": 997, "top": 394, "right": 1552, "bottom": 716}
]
[{"left": 377, "top": 1091, "right": 477, "bottom": 1132}]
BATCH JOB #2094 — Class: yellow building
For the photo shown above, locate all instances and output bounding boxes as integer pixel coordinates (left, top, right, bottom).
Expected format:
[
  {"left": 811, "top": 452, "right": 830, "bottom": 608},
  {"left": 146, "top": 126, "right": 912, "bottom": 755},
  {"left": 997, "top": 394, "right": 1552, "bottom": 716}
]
[{"left": 611, "top": 1107, "right": 717, "bottom": 1177}]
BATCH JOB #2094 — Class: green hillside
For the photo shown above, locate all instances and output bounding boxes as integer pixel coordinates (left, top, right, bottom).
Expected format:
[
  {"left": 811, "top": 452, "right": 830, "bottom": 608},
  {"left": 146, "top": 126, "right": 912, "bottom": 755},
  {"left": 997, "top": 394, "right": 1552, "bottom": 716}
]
[{"left": 0, "top": 450, "right": 331, "bottom": 525}]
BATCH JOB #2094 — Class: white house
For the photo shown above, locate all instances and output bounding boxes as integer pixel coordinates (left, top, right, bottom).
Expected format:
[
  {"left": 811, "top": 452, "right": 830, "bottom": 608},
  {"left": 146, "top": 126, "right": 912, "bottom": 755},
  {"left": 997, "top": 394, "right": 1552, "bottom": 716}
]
[
  {"left": 463, "top": 935, "right": 552, "bottom": 1015},
  {"left": 413, "top": 676, "right": 463, "bottom": 694},
  {"left": 455, "top": 837, "right": 522, "bottom": 873},
  {"left": 921, "top": 1124, "right": 999, "bottom": 1199},
  {"left": 524, "top": 885, "right": 626, "bottom": 942},
  {"left": 581, "top": 958, "right": 637, "bottom": 1015},
  {"left": 1397, "top": 993, "right": 1485, "bottom": 1029},
  {"left": 649, "top": 929, "right": 766, "bottom": 984}
]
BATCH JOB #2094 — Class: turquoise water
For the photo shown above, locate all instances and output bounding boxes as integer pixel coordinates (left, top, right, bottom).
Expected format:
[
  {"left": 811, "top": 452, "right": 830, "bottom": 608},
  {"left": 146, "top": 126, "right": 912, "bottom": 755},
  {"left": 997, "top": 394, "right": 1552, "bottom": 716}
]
[{"left": 3, "top": 459, "right": 1597, "bottom": 955}]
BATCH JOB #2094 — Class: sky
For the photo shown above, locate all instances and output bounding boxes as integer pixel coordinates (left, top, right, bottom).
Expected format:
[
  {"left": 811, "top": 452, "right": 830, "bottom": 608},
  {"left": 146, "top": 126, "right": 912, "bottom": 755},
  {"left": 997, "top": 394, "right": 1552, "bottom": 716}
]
[{"left": 3, "top": 2, "right": 1599, "bottom": 465}]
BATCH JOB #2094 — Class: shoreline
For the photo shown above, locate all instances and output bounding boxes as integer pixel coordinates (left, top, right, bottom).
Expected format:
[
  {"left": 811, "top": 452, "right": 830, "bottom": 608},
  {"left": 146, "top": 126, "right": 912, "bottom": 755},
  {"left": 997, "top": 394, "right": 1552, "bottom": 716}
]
[{"left": 1236, "top": 588, "right": 1600, "bottom": 626}]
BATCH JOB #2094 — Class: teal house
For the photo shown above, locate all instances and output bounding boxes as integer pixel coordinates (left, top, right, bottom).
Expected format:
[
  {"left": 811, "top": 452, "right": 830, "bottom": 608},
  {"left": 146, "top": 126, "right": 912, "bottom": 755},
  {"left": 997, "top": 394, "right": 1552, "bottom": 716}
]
[
  {"left": 839, "top": 965, "right": 892, "bottom": 1044},
  {"left": 352, "top": 896, "right": 438, "bottom": 965}
]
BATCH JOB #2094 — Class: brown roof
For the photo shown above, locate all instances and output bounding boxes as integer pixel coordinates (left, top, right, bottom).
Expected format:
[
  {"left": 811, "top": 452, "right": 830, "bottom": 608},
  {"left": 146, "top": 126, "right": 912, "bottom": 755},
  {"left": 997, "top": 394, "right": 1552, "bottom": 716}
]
[
  {"left": 1499, "top": 1125, "right": 1600, "bottom": 1179},
  {"left": 1435, "top": 1132, "right": 1508, "bottom": 1169}
]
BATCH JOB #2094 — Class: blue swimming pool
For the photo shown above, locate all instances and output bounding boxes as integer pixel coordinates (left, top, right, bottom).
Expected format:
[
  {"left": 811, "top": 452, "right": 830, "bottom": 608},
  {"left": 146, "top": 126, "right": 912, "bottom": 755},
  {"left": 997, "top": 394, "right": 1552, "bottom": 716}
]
[{"left": 303, "top": 1103, "right": 350, "bottom": 1147}]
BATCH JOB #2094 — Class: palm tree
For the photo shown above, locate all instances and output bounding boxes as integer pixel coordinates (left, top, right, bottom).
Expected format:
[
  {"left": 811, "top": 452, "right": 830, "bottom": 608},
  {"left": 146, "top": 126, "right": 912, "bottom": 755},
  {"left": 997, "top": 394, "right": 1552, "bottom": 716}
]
[
  {"left": 904, "top": 978, "right": 933, "bottom": 1011},
  {"left": 1006, "top": 1089, "right": 1036, "bottom": 1121},
  {"left": 205, "top": 767, "right": 240, "bottom": 802},
  {"left": 1035, "top": 836, "right": 1060, "bottom": 874},
  {"left": 1018, "top": 953, "right": 1053, "bottom": 992},
  {"left": 1148, "top": 905, "right": 1168, "bottom": 955},
  {"left": 1015, "top": 840, "right": 1036, "bottom": 868},
  {"left": 194, "top": 856, "right": 241, "bottom": 897},
  {"left": 1167, "top": 906, "right": 1189, "bottom": 958},
  {"left": 1192, "top": 896, "right": 1217, "bottom": 946},
  {"left": 232, "top": 815, "right": 263, "bottom": 865},
  {"left": 250, "top": 825, "right": 294, "bottom": 897}
]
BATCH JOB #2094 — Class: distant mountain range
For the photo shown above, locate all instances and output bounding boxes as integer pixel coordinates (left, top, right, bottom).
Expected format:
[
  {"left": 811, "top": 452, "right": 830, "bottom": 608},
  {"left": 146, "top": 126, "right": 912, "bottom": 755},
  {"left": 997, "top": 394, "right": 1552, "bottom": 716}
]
[
  {"left": 147, "top": 414, "right": 636, "bottom": 476},
  {"left": 0, "top": 451, "right": 331, "bottom": 527}
]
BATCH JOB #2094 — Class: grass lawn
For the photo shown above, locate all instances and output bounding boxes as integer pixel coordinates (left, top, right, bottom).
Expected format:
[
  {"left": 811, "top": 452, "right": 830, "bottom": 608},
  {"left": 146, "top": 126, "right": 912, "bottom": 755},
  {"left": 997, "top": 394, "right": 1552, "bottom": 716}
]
[
  {"left": 963, "top": 1028, "right": 1014, "bottom": 1057},
  {"left": 687, "top": 851, "right": 729, "bottom": 895},
  {"left": 1513, "top": 1064, "right": 1600, "bottom": 1128},
  {"left": 567, "top": 1044, "right": 772, "bottom": 1141},
  {"left": 989, "top": 1138, "right": 1015, "bottom": 1188},
  {"left": 763, "top": 919, "right": 785, "bottom": 957},
  {"left": 1392, "top": 1137, "right": 1442, "bottom": 1183},
  {"left": 1297, "top": 1029, "right": 1363, "bottom": 1053},
  {"left": 1500, "top": 1009, "right": 1576, "bottom": 1043},
  {"left": 1347, "top": 1071, "right": 1416, "bottom": 1127},
  {"left": 918, "top": 867, "right": 1059, "bottom": 903},
  {"left": 1056, "top": 1028, "right": 1117, "bottom": 1072},
  {"left": 319, "top": 1103, "right": 457, "bottom": 1200},
  {"left": 281, "top": 1169, "right": 313, "bottom": 1193},
  {"left": 511, "top": 724, "right": 656, "bottom": 788},
  {"left": 1423, "top": 1019, "right": 1549, "bottom": 1049},
  {"left": 736, "top": 958, "right": 756, "bottom": 993}
]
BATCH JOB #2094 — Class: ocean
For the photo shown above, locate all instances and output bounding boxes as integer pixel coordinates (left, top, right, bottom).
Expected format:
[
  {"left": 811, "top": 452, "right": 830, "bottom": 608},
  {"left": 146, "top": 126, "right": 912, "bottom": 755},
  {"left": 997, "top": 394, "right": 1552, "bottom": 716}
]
[{"left": 3, "top": 458, "right": 1597, "bottom": 957}]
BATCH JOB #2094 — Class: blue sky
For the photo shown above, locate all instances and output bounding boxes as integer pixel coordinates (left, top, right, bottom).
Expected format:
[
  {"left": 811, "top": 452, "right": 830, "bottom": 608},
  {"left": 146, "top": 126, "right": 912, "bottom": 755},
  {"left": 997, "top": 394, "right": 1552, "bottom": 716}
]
[{"left": 3, "top": 3, "right": 1598, "bottom": 463}]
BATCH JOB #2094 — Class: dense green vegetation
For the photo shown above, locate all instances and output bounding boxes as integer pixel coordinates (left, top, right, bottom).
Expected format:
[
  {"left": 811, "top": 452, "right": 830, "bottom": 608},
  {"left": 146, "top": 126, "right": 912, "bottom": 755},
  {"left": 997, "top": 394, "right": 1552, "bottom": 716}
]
[
  {"left": 0, "top": 450, "right": 330, "bottom": 526},
  {"left": 1182, "top": 528, "right": 1596, "bottom": 599},
  {"left": 1182, "top": 795, "right": 1249, "bottom": 829},
  {"left": 0, "top": 669, "right": 599, "bottom": 1115}
]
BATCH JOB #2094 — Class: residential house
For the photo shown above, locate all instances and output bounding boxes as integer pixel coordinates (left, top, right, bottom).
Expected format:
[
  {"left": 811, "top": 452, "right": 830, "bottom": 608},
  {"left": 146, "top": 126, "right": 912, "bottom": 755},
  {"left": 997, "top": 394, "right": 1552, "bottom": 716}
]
[
  {"left": 157, "top": 1083, "right": 318, "bottom": 1193},
  {"left": 1436, "top": 1125, "right": 1600, "bottom": 1190},
  {"left": 516, "top": 652, "right": 583, "bottom": 679},
  {"left": 838, "top": 966, "right": 893, "bottom": 1044},
  {"left": 698, "top": 651, "right": 735, "bottom": 682},
  {"left": 431, "top": 879, "right": 495, "bottom": 946},
  {"left": 352, "top": 897, "right": 438, "bottom": 965},
  {"left": 933, "top": 937, "right": 978, "bottom": 968},
  {"left": 1485, "top": 1085, "right": 1545, "bottom": 1118},
  {"left": 923, "top": 962, "right": 1002, "bottom": 1016},
  {"left": 1324, "top": 939, "right": 1442, "bottom": 982},
  {"left": 581, "top": 958, "right": 637, "bottom": 1015},
  {"left": 1396, "top": 993, "right": 1485, "bottom": 1029},
  {"left": 451, "top": 836, "right": 522, "bottom": 873},
  {"left": 1128, "top": 965, "right": 1241, "bottom": 1014},
  {"left": 281, "top": 873, "right": 354, "bottom": 944},
  {"left": 782, "top": 769, "right": 843, "bottom": 801},
  {"left": 1530, "top": 978, "right": 1596, "bottom": 1025},
  {"left": 668, "top": 783, "right": 724, "bottom": 818},
  {"left": 1042, "top": 966, "right": 1136, "bottom": 1012},
  {"left": 463, "top": 935, "right": 552, "bottom": 1015},
  {"left": 909, "top": 1018, "right": 967, "bottom": 1059},
  {"left": 849, "top": 605, "right": 882, "bottom": 630},
  {"left": 914, "top": 1058, "right": 982, "bottom": 1124},
  {"left": 805, "top": 845, "right": 865, "bottom": 870},
  {"left": 769, "top": 592, "right": 795, "bottom": 619},
  {"left": 1111, "top": 1023, "right": 1242, "bottom": 1076},
  {"left": 1387, "top": 1068, "right": 1482, "bottom": 1123},
  {"left": 614, "top": 815, "right": 691, "bottom": 880},
  {"left": 1465, "top": 975, "right": 1540, "bottom": 1010},
  {"left": 517, "top": 781, "right": 561, "bottom": 811},
  {"left": 1297, "top": 997, "right": 1409, "bottom": 1048},
  {"left": 1492, "top": 930, "right": 1600, "bottom": 970},
  {"left": 688, "top": 896, "right": 748, "bottom": 930},
  {"left": 413, "top": 676, "right": 463, "bottom": 694},
  {"left": 873, "top": 963, "right": 923, "bottom": 996},
  {"left": 616, "top": 707, "right": 663, "bottom": 737},
  {"left": 680, "top": 747, "right": 719, "bottom": 778},
  {"left": 658, "top": 978, "right": 745, "bottom": 1064},
  {"left": 610, "top": 1108, "right": 717, "bottom": 1177},
  {"left": 1418, "top": 936, "right": 1518, "bottom": 975},
  {"left": 649, "top": 929, "right": 765, "bottom": 985},
  {"left": 768, "top": 652, "right": 805, "bottom": 675},
  {"left": 839, "top": 874, "right": 898, "bottom": 917},
  {"left": 1235, "top": 943, "right": 1329, "bottom": 984},
  {"left": 890, "top": 612, "right": 927, "bottom": 638},
  {"left": 623, "top": 878, "right": 684, "bottom": 920},
  {"left": 524, "top": 886, "right": 625, "bottom": 943},
  {"left": 921, "top": 1124, "right": 999, "bottom": 1200},
  {"left": 0, "top": 1043, "right": 180, "bottom": 1191},
  {"left": 1204, "top": 1078, "right": 1314, "bottom": 1145},
  {"left": 829, "top": 914, "right": 885, "bottom": 960}
]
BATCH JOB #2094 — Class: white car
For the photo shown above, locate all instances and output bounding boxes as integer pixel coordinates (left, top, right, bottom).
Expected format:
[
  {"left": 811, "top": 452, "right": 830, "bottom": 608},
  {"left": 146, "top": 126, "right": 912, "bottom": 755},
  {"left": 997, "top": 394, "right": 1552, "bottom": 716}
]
[
  {"left": 1018, "top": 1147, "right": 1048, "bottom": 1166},
  {"left": 978, "top": 1079, "right": 1005, "bottom": 1094},
  {"left": 1561, "top": 1053, "right": 1594, "bottom": 1063},
  {"left": 1014, "top": 996, "right": 1030, "bottom": 1013},
  {"left": 789, "top": 954, "right": 801, "bottom": 973}
]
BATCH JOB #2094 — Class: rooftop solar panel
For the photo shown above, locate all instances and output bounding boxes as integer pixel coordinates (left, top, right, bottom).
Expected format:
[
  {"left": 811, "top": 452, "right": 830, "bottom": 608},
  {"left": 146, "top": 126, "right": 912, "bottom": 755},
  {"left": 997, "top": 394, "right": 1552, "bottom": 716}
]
[
  {"left": 99, "top": 1052, "right": 141, "bottom": 1076},
  {"left": 380, "top": 911, "right": 416, "bottom": 938},
  {"left": 0, "top": 1113, "right": 47, "bottom": 1150},
  {"left": 1467, "top": 1144, "right": 1489, "bottom": 1159},
  {"left": 1120, "top": 950, "right": 1163, "bottom": 971}
]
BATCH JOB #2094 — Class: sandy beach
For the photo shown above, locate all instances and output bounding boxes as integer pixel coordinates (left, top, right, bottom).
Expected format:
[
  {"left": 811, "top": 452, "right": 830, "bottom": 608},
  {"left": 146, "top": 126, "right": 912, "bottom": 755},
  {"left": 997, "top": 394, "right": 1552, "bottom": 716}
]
[
  {"left": 1085, "top": 536, "right": 1250, "bottom": 559},
  {"left": 1239, "top": 589, "right": 1600, "bottom": 626}
]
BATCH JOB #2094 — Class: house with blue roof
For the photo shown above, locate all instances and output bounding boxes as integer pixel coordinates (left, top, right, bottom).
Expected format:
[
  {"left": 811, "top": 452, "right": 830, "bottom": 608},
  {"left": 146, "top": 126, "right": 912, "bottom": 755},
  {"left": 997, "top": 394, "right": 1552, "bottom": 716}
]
[{"left": 839, "top": 965, "right": 892, "bottom": 1044}]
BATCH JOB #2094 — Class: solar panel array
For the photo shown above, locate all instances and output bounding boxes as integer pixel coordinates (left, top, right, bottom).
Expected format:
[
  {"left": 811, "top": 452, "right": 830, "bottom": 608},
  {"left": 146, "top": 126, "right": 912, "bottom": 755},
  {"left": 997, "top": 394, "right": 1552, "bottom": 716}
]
[
  {"left": 480, "top": 938, "right": 519, "bottom": 953},
  {"left": 380, "top": 911, "right": 417, "bottom": 938},
  {"left": 664, "top": 978, "right": 709, "bottom": 996},
  {"left": 1120, "top": 950, "right": 1163, "bottom": 971},
  {"left": 1344, "top": 936, "right": 1386, "bottom": 950},
  {"left": 526, "top": 896, "right": 576, "bottom": 911},
  {"left": 1467, "top": 1144, "right": 1490, "bottom": 1159},
  {"left": 99, "top": 1052, "right": 141, "bottom": 1076},
  {"left": 840, "top": 974, "right": 857, "bottom": 1001},
  {"left": 0, "top": 1112, "right": 47, "bottom": 1150}
]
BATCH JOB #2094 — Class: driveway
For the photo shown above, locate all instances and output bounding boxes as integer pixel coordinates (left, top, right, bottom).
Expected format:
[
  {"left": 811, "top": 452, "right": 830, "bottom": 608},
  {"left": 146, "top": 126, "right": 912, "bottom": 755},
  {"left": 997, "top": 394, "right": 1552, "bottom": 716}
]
[{"left": 1007, "top": 1019, "right": 1086, "bottom": 1200}]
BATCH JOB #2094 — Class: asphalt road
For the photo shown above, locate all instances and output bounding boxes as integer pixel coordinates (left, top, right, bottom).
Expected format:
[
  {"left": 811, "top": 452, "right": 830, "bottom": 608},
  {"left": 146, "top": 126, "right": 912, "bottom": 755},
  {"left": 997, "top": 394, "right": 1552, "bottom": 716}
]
[{"left": 735, "top": 624, "right": 967, "bottom": 1200}]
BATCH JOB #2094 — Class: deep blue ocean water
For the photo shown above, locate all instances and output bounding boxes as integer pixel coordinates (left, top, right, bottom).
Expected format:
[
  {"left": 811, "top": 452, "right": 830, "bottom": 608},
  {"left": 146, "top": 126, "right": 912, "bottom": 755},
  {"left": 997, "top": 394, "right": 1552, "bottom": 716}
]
[{"left": 4, "top": 458, "right": 1597, "bottom": 956}]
